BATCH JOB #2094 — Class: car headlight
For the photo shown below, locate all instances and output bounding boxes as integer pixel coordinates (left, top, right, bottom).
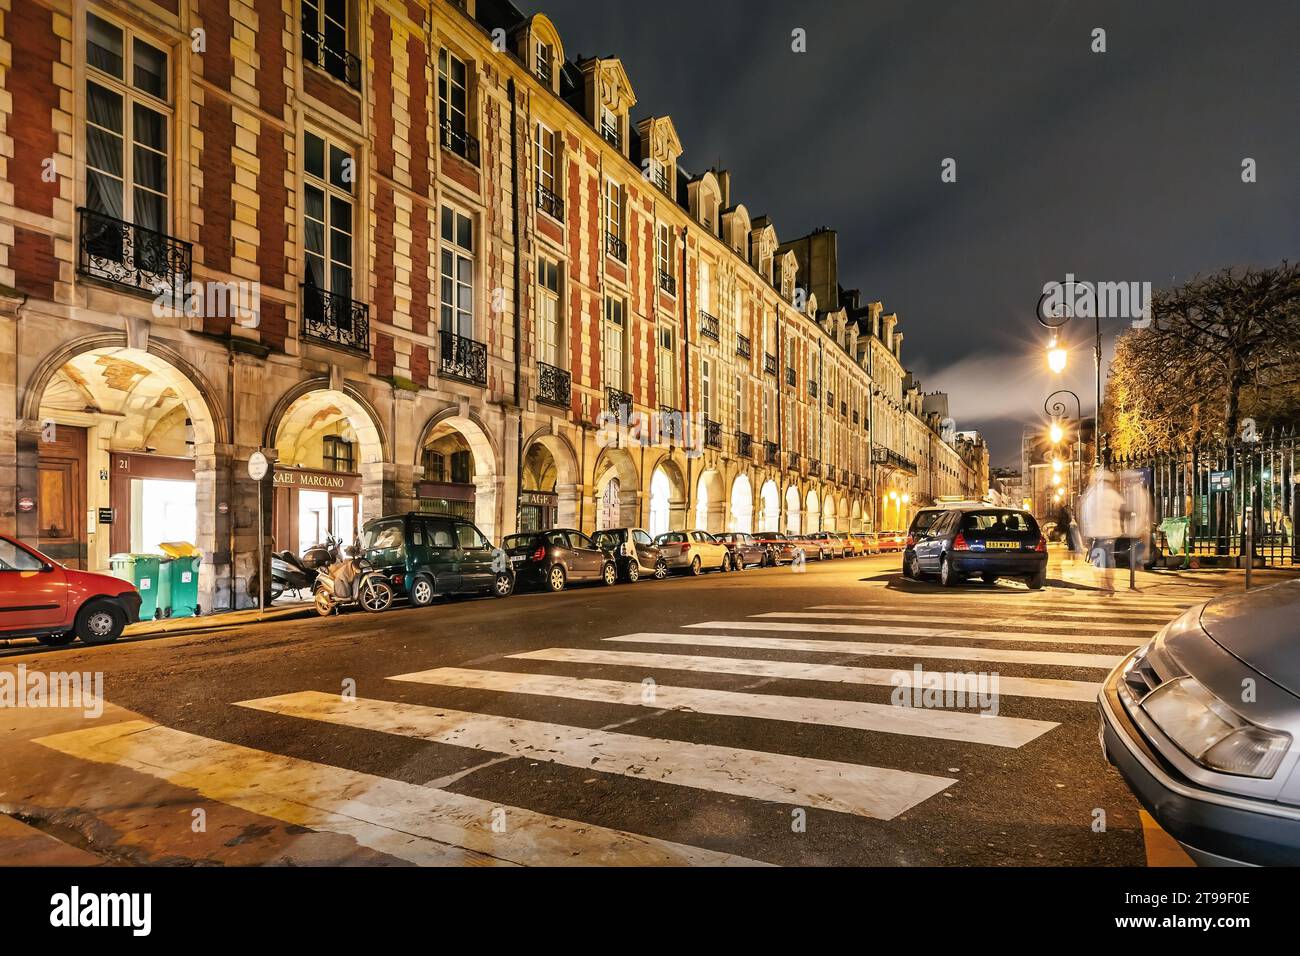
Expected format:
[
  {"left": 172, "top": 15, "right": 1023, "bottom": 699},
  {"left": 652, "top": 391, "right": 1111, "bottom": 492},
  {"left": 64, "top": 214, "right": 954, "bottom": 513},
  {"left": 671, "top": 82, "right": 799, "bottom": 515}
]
[{"left": 1141, "top": 676, "right": 1291, "bottom": 779}]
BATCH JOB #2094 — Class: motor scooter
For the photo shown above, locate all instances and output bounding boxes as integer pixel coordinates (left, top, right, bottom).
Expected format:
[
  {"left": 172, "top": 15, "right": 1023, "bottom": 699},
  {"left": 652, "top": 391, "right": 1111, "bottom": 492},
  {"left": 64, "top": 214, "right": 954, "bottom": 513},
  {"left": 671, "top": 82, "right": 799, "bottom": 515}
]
[{"left": 313, "top": 542, "right": 394, "bottom": 615}]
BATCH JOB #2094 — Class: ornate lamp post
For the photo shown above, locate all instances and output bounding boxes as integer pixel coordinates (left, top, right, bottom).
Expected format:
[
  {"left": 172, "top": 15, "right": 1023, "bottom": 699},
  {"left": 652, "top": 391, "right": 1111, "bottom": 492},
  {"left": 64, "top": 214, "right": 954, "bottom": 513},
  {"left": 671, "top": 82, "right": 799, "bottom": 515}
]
[{"left": 1045, "top": 389, "right": 1084, "bottom": 508}]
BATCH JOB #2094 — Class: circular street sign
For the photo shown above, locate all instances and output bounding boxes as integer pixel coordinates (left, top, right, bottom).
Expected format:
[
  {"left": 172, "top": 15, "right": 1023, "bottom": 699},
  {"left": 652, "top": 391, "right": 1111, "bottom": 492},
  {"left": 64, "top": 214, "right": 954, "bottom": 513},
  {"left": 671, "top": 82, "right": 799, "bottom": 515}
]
[
  {"left": 248, "top": 451, "right": 269, "bottom": 482},
  {"left": 17, "top": 497, "right": 34, "bottom": 513}
]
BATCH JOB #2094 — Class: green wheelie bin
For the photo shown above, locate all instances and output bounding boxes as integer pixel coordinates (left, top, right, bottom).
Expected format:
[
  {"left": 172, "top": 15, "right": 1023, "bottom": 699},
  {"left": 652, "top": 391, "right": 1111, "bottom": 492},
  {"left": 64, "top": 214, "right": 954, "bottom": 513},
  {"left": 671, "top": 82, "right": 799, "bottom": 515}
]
[
  {"left": 109, "top": 553, "right": 163, "bottom": 621},
  {"left": 158, "top": 542, "right": 202, "bottom": 618}
]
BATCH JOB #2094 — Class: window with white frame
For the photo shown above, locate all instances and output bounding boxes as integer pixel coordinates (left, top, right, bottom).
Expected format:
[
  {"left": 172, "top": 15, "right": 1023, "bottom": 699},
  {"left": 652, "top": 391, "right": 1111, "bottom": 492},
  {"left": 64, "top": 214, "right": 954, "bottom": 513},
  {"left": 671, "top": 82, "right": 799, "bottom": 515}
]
[
  {"left": 536, "top": 257, "right": 561, "bottom": 366},
  {"left": 735, "top": 374, "right": 745, "bottom": 432},
  {"left": 763, "top": 390, "right": 773, "bottom": 441},
  {"left": 600, "top": 105, "right": 620, "bottom": 148},
  {"left": 604, "top": 297, "right": 626, "bottom": 388},
  {"left": 301, "top": 0, "right": 352, "bottom": 84},
  {"left": 700, "top": 357, "right": 713, "bottom": 417},
  {"left": 656, "top": 223, "right": 673, "bottom": 284},
  {"left": 85, "top": 12, "right": 171, "bottom": 233},
  {"left": 656, "top": 327, "right": 676, "bottom": 406},
  {"left": 534, "top": 39, "right": 553, "bottom": 85},
  {"left": 604, "top": 179, "right": 623, "bottom": 240},
  {"left": 535, "top": 122, "right": 558, "bottom": 198},
  {"left": 303, "top": 130, "right": 354, "bottom": 299},
  {"left": 438, "top": 48, "right": 470, "bottom": 138},
  {"left": 699, "top": 260, "right": 712, "bottom": 314},
  {"left": 440, "top": 205, "right": 474, "bottom": 337}
]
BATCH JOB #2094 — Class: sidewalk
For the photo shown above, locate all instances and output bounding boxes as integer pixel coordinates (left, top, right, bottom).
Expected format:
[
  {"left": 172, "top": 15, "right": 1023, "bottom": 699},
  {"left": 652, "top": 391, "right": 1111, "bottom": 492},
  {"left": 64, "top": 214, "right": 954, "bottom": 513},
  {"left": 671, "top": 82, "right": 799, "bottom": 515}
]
[
  {"left": 1046, "top": 544, "right": 1300, "bottom": 596},
  {"left": 123, "top": 601, "right": 315, "bottom": 639}
]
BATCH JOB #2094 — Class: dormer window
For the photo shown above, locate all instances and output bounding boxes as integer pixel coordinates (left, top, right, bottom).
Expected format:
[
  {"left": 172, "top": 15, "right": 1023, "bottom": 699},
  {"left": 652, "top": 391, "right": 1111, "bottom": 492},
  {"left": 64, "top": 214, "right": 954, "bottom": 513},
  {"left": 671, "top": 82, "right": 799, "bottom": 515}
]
[
  {"left": 534, "top": 40, "right": 553, "bottom": 85},
  {"left": 600, "top": 107, "right": 620, "bottom": 149},
  {"left": 648, "top": 158, "right": 669, "bottom": 193}
]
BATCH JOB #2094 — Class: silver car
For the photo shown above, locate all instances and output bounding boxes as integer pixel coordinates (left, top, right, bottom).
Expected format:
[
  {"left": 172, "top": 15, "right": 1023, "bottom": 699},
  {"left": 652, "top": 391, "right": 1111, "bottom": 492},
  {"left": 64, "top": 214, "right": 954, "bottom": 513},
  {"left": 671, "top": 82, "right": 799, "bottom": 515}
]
[
  {"left": 1099, "top": 580, "right": 1300, "bottom": 865},
  {"left": 653, "top": 530, "right": 733, "bottom": 575}
]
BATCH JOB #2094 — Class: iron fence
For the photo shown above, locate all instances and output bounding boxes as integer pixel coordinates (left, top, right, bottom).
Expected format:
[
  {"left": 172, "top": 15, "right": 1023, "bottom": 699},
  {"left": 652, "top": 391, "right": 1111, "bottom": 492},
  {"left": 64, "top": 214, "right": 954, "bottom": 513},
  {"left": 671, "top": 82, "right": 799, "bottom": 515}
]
[{"left": 1110, "top": 429, "right": 1299, "bottom": 566}]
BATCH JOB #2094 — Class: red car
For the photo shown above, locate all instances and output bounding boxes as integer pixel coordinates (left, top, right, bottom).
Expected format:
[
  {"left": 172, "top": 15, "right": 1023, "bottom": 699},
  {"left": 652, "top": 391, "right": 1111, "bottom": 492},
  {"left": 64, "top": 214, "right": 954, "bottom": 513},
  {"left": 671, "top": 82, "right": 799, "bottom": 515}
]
[{"left": 0, "top": 535, "right": 142, "bottom": 647}]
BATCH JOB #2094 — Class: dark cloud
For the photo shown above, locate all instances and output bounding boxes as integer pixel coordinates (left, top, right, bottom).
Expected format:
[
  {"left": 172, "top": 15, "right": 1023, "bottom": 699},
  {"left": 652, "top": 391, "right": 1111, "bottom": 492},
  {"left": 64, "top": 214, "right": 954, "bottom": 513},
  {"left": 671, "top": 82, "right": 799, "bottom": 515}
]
[{"left": 517, "top": 0, "right": 1300, "bottom": 465}]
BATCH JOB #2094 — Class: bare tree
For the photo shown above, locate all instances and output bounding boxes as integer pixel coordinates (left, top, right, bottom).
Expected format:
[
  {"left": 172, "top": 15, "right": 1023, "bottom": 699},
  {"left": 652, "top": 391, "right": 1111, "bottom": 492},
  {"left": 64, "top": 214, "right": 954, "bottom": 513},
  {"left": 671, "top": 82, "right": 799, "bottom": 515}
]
[{"left": 1106, "top": 261, "right": 1300, "bottom": 451}]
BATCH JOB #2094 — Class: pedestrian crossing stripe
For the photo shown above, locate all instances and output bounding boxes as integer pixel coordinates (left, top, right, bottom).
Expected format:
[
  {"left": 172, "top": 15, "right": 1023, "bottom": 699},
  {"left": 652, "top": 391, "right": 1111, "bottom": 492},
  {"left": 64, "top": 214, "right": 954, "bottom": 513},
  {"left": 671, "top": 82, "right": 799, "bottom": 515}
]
[
  {"left": 759, "top": 613, "right": 1164, "bottom": 634},
  {"left": 686, "top": 621, "right": 1144, "bottom": 650},
  {"left": 236, "top": 691, "right": 956, "bottom": 820},
  {"left": 750, "top": 612, "right": 1153, "bottom": 641},
  {"left": 512, "top": 647, "right": 1102, "bottom": 702},
  {"left": 34, "top": 720, "right": 764, "bottom": 867},
  {"left": 387, "top": 667, "right": 1059, "bottom": 748},
  {"left": 809, "top": 603, "right": 1177, "bottom": 623},
  {"left": 669, "top": 627, "right": 1126, "bottom": 667}
]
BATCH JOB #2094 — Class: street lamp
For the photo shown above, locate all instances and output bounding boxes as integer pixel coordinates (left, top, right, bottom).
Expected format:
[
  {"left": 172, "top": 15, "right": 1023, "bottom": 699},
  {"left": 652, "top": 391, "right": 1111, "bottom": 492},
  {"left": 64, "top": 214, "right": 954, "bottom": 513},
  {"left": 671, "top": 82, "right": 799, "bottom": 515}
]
[
  {"left": 1038, "top": 287, "right": 1103, "bottom": 465},
  {"left": 1049, "top": 421, "right": 1064, "bottom": 444},
  {"left": 1047, "top": 336, "right": 1068, "bottom": 374}
]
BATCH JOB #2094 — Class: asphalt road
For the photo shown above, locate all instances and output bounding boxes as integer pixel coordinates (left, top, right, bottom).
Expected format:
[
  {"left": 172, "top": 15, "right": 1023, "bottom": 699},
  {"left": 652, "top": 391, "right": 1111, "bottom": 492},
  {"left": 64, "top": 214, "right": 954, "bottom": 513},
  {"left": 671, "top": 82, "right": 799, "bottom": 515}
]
[{"left": 0, "top": 551, "right": 1228, "bottom": 866}]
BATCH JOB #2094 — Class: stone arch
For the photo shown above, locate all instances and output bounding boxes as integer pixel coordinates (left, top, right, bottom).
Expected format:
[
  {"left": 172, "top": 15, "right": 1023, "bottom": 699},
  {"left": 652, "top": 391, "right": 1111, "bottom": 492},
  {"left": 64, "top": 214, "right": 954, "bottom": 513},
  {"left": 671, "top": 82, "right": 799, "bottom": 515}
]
[
  {"left": 784, "top": 484, "right": 802, "bottom": 535},
  {"left": 593, "top": 446, "right": 641, "bottom": 532},
  {"left": 729, "top": 472, "right": 754, "bottom": 533},
  {"left": 521, "top": 428, "right": 580, "bottom": 530},
  {"left": 851, "top": 497, "right": 863, "bottom": 533},
  {"left": 644, "top": 453, "right": 687, "bottom": 536},
  {"left": 414, "top": 406, "right": 502, "bottom": 540},
  {"left": 694, "top": 467, "right": 725, "bottom": 532},
  {"left": 805, "top": 487, "right": 822, "bottom": 533},
  {"left": 758, "top": 479, "right": 780, "bottom": 533},
  {"left": 27, "top": 336, "right": 227, "bottom": 611},
  {"left": 838, "top": 495, "right": 850, "bottom": 532},
  {"left": 822, "top": 492, "right": 837, "bottom": 532}
]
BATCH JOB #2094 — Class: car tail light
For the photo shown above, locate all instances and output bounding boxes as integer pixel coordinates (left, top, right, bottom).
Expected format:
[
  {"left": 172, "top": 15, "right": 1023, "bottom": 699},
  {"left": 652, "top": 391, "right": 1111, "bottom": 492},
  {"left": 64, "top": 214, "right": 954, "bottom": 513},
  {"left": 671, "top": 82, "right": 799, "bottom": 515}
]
[
  {"left": 531, "top": 544, "right": 546, "bottom": 562},
  {"left": 952, "top": 532, "right": 969, "bottom": 551},
  {"left": 680, "top": 543, "right": 692, "bottom": 553},
  {"left": 392, "top": 574, "right": 404, "bottom": 587},
  {"left": 904, "top": 534, "right": 915, "bottom": 549},
  {"left": 1034, "top": 535, "right": 1046, "bottom": 552}
]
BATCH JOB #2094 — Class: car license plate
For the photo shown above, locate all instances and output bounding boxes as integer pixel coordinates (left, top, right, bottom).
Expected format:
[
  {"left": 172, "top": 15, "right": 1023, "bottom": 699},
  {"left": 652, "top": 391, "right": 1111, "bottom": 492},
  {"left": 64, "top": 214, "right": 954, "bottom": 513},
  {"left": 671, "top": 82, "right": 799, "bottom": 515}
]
[
  {"left": 986, "top": 541, "right": 1019, "bottom": 549},
  {"left": 510, "top": 555, "right": 525, "bottom": 564}
]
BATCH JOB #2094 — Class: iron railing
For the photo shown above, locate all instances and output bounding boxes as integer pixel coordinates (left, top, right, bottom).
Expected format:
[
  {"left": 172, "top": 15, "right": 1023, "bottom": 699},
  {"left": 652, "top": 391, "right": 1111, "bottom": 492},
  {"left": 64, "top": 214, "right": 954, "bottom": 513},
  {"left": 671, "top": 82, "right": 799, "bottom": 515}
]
[
  {"left": 763, "top": 353, "right": 778, "bottom": 376},
  {"left": 301, "top": 28, "right": 362, "bottom": 90},
  {"left": 659, "top": 405, "right": 684, "bottom": 444},
  {"left": 872, "top": 446, "right": 918, "bottom": 476},
  {"left": 786, "top": 367, "right": 796, "bottom": 387},
  {"left": 606, "top": 386, "right": 632, "bottom": 417},
  {"left": 1111, "top": 430, "right": 1300, "bottom": 567},
  {"left": 537, "top": 361, "right": 571, "bottom": 407},
  {"left": 808, "top": 458, "right": 821, "bottom": 478},
  {"left": 736, "top": 334, "right": 751, "bottom": 359},
  {"left": 658, "top": 270, "right": 677, "bottom": 295},
  {"left": 737, "top": 431, "right": 753, "bottom": 458},
  {"left": 439, "top": 329, "right": 487, "bottom": 385},
  {"left": 705, "top": 418, "right": 721, "bottom": 449},
  {"left": 440, "top": 120, "right": 480, "bottom": 166},
  {"left": 300, "top": 283, "right": 369, "bottom": 353},
  {"left": 605, "top": 232, "right": 627, "bottom": 262},
  {"left": 826, "top": 389, "right": 834, "bottom": 408},
  {"left": 536, "top": 184, "right": 564, "bottom": 221},
  {"left": 809, "top": 380, "right": 819, "bottom": 399},
  {"left": 77, "top": 207, "right": 192, "bottom": 296},
  {"left": 788, "top": 451, "right": 800, "bottom": 470},
  {"left": 764, "top": 441, "right": 779, "bottom": 465},
  {"left": 699, "top": 310, "right": 719, "bottom": 340}
]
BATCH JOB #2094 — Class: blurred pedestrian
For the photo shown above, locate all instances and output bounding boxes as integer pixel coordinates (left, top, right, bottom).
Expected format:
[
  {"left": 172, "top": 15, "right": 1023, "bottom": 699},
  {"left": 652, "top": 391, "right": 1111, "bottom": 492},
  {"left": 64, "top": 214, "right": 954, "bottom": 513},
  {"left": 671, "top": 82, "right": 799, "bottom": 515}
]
[{"left": 1079, "top": 467, "right": 1124, "bottom": 595}]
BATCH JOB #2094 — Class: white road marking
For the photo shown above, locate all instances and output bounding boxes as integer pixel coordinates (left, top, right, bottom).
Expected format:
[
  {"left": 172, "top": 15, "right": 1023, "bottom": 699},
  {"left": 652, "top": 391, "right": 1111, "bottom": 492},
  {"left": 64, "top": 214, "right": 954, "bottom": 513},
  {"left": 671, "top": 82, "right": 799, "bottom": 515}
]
[
  {"left": 686, "top": 621, "right": 1144, "bottom": 650},
  {"left": 754, "top": 613, "right": 1159, "bottom": 634},
  {"left": 237, "top": 691, "right": 955, "bottom": 820},
  {"left": 749, "top": 613, "right": 1149, "bottom": 643},
  {"left": 670, "top": 626, "right": 1124, "bottom": 667},
  {"left": 35, "top": 720, "right": 762, "bottom": 866},
  {"left": 512, "top": 647, "right": 1102, "bottom": 702},
  {"left": 389, "top": 667, "right": 1058, "bottom": 748}
]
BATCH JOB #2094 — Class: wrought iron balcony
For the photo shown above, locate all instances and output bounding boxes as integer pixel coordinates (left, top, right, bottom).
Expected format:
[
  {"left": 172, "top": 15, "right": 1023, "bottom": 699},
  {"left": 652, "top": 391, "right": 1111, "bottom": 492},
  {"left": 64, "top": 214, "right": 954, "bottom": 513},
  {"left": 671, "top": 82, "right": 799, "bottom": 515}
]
[
  {"left": 536, "top": 184, "right": 564, "bottom": 221},
  {"left": 77, "top": 207, "right": 192, "bottom": 297},
  {"left": 826, "top": 389, "right": 834, "bottom": 408},
  {"left": 300, "top": 282, "right": 369, "bottom": 354},
  {"left": 301, "top": 29, "right": 362, "bottom": 90},
  {"left": 736, "top": 334, "right": 751, "bottom": 359},
  {"left": 737, "top": 431, "right": 753, "bottom": 458},
  {"left": 872, "top": 446, "right": 918, "bottom": 476},
  {"left": 763, "top": 353, "right": 778, "bottom": 376},
  {"left": 808, "top": 458, "right": 821, "bottom": 478},
  {"left": 852, "top": 409, "right": 860, "bottom": 425},
  {"left": 658, "top": 270, "right": 677, "bottom": 295},
  {"left": 841, "top": 401, "right": 847, "bottom": 417},
  {"left": 440, "top": 120, "right": 480, "bottom": 166},
  {"left": 788, "top": 451, "right": 800, "bottom": 470},
  {"left": 809, "top": 380, "right": 820, "bottom": 399},
  {"left": 699, "top": 310, "right": 719, "bottom": 340},
  {"left": 841, "top": 467, "right": 850, "bottom": 484},
  {"left": 764, "top": 441, "right": 779, "bottom": 465},
  {"left": 605, "top": 232, "right": 627, "bottom": 262},
  {"left": 704, "top": 418, "right": 721, "bottom": 449},
  {"left": 606, "top": 385, "right": 633, "bottom": 417},
  {"left": 659, "top": 405, "right": 684, "bottom": 443},
  {"left": 439, "top": 329, "right": 488, "bottom": 385},
  {"left": 786, "top": 368, "right": 796, "bottom": 386},
  {"left": 537, "top": 361, "right": 571, "bottom": 408}
]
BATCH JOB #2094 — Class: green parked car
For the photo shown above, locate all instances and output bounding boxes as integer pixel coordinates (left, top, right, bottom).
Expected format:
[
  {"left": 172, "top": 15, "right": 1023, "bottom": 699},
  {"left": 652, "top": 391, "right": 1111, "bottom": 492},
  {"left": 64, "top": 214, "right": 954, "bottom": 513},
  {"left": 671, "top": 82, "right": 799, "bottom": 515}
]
[{"left": 360, "top": 513, "right": 515, "bottom": 607}]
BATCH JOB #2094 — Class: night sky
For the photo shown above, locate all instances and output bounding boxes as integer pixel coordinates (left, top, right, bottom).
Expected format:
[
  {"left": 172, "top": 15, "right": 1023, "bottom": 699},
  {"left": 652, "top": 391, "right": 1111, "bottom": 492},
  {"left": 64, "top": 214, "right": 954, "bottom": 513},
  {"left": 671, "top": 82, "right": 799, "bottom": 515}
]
[{"left": 515, "top": 0, "right": 1300, "bottom": 466}]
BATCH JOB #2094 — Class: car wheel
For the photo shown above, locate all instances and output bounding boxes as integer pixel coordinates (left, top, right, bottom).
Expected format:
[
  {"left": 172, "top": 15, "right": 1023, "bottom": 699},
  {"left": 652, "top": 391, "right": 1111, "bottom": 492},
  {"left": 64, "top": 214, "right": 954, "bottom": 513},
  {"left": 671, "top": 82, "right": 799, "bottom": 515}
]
[
  {"left": 904, "top": 553, "right": 920, "bottom": 579},
  {"left": 940, "top": 556, "right": 961, "bottom": 588},
  {"left": 37, "top": 631, "right": 76, "bottom": 648},
  {"left": 721, "top": 553, "right": 732, "bottom": 572},
  {"left": 270, "top": 583, "right": 285, "bottom": 602},
  {"left": 601, "top": 561, "right": 618, "bottom": 586},
  {"left": 75, "top": 601, "right": 126, "bottom": 645},
  {"left": 409, "top": 575, "right": 436, "bottom": 608},
  {"left": 492, "top": 572, "right": 515, "bottom": 598},
  {"left": 360, "top": 579, "right": 394, "bottom": 613},
  {"left": 546, "top": 565, "right": 567, "bottom": 592},
  {"left": 653, "top": 558, "right": 669, "bottom": 580},
  {"left": 625, "top": 561, "right": 640, "bottom": 583},
  {"left": 689, "top": 555, "right": 702, "bottom": 576},
  {"left": 314, "top": 590, "right": 335, "bottom": 616},
  {"left": 1027, "top": 566, "right": 1047, "bottom": 590}
]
